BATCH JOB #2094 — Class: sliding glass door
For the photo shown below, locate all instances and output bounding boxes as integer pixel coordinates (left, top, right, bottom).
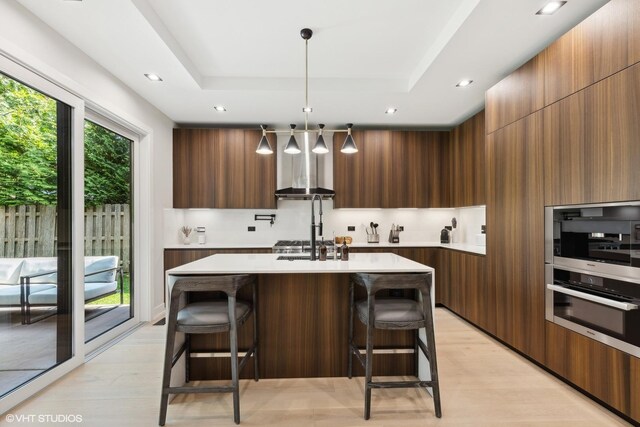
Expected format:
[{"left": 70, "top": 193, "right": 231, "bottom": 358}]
[
  {"left": 0, "top": 71, "right": 74, "bottom": 397},
  {"left": 83, "top": 119, "right": 134, "bottom": 342}
]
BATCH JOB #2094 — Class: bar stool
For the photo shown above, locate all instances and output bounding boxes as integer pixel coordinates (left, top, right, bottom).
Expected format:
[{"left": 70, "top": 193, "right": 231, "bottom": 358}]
[
  {"left": 347, "top": 272, "right": 441, "bottom": 420},
  {"left": 159, "top": 274, "right": 258, "bottom": 426}
]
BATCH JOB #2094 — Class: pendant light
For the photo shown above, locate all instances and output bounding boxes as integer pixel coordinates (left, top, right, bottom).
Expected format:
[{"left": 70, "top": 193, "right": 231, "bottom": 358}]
[
  {"left": 256, "top": 28, "right": 357, "bottom": 155},
  {"left": 255, "top": 124, "right": 273, "bottom": 154},
  {"left": 341, "top": 123, "right": 358, "bottom": 153},
  {"left": 312, "top": 124, "right": 329, "bottom": 154},
  {"left": 284, "top": 124, "right": 301, "bottom": 154}
]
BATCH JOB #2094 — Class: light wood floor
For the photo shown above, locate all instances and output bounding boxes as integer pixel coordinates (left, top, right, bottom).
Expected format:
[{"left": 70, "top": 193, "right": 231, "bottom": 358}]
[{"left": 3, "top": 309, "right": 632, "bottom": 426}]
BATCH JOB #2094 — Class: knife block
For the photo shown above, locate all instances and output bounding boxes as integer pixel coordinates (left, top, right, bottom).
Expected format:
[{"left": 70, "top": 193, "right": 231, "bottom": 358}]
[{"left": 388, "top": 230, "right": 399, "bottom": 243}]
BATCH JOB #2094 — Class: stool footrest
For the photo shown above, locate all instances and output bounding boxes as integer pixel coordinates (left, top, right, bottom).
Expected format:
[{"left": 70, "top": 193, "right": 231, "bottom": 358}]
[
  {"left": 165, "top": 385, "right": 235, "bottom": 394},
  {"left": 349, "top": 343, "right": 366, "bottom": 369},
  {"left": 238, "top": 345, "right": 256, "bottom": 372},
  {"left": 368, "top": 380, "right": 436, "bottom": 389}
]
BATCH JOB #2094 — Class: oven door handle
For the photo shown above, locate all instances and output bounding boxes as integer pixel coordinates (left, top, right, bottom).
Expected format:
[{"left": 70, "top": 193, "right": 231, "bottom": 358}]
[{"left": 547, "top": 284, "right": 639, "bottom": 311}]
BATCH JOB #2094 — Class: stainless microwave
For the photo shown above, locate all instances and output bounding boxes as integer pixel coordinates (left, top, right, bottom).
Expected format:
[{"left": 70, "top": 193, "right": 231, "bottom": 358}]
[{"left": 545, "top": 202, "right": 640, "bottom": 280}]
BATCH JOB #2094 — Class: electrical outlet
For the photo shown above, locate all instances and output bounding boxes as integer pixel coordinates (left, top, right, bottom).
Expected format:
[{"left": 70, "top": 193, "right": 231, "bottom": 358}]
[
  {"left": 248, "top": 226, "right": 256, "bottom": 232},
  {"left": 399, "top": 226, "right": 404, "bottom": 231},
  {"left": 347, "top": 226, "right": 355, "bottom": 231}
]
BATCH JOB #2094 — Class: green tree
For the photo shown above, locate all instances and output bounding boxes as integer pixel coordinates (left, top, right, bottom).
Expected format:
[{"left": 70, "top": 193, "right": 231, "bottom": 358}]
[{"left": 0, "top": 73, "right": 131, "bottom": 206}]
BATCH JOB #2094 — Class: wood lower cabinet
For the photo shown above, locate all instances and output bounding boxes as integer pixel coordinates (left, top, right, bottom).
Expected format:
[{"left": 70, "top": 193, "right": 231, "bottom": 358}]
[
  {"left": 173, "top": 128, "right": 276, "bottom": 209},
  {"left": 545, "top": 322, "right": 632, "bottom": 417},
  {"left": 544, "top": 61, "right": 640, "bottom": 205},
  {"left": 450, "top": 110, "right": 486, "bottom": 207},
  {"left": 486, "top": 112, "right": 545, "bottom": 363},
  {"left": 485, "top": 55, "right": 545, "bottom": 134},
  {"left": 333, "top": 130, "right": 449, "bottom": 208},
  {"left": 631, "top": 356, "right": 640, "bottom": 420}
]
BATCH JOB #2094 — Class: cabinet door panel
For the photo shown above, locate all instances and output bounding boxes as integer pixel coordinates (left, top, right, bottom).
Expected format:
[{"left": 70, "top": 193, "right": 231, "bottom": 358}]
[
  {"left": 545, "top": 322, "right": 631, "bottom": 416},
  {"left": 632, "top": 356, "right": 640, "bottom": 419},
  {"left": 486, "top": 55, "right": 544, "bottom": 134},
  {"left": 244, "top": 130, "right": 276, "bottom": 209},
  {"left": 173, "top": 129, "right": 218, "bottom": 208},
  {"left": 450, "top": 111, "right": 485, "bottom": 207},
  {"left": 486, "top": 112, "right": 545, "bottom": 363},
  {"left": 630, "top": 0, "right": 640, "bottom": 65},
  {"left": 333, "top": 130, "right": 365, "bottom": 208}
]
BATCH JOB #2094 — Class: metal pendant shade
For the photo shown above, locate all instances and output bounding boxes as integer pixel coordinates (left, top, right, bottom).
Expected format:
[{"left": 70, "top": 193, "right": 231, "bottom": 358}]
[
  {"left": 256, "top": 124, "right": 273, "bottom": 154},
  {"left": 284, "top": 124, "right": 301, "bottom": 154},
  {"left": 312, "top": 124, "right": 329, "bottom": 154},
  {"left": 340, "top": 123, "right": 358, "bottom": 153},
  {"left": 256, "top": 28, "right": 356, "bottom": 155}
]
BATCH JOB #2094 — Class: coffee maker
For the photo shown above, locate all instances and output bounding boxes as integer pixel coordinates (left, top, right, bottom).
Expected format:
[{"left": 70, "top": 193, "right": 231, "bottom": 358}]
[{"left": 440, "top": 226, "right": 452, "bottom": 243}]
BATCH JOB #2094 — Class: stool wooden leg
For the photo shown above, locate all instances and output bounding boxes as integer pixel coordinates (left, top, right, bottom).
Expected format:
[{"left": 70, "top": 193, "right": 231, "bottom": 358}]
[
  {"left": 159, "top": 298, "right": 179, "bottom": 426},
  {"left": 364, "top": 298, "right": 374, "bottom": 420},
  {"left": 348, "top": 279, "right": 354, "bottom": 379},
  {"left": 228, "top": 296, "right": 240, "bottom": 425},
  {"left": 424, "top": 318, "right": 441, "bottom": 417},
  {"left": 252, "top": 282, "right": 259, "bottom": 382}
]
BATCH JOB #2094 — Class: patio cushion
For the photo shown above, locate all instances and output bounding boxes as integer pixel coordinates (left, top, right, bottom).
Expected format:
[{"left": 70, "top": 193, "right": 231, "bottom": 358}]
[
  {"left": 28, "top": 281, "right": 117, "bottom": 305},
  {"left": 20, "top": 258, "right": 58, "bottom": 284},
  {"left": 0, "top": 283, "right": 56, "bottom": 305},
  {"left": 84, "top": 256, "right": 118, "bottom": 283},
  {"left": 0, "top": 259, "right": 24, "bottom": 285}
]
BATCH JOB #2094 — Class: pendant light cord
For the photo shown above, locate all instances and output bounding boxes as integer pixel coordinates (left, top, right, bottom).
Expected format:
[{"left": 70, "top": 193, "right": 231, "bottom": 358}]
[{"left": 305, "top": 38, "right": 309, "bottom": 132}]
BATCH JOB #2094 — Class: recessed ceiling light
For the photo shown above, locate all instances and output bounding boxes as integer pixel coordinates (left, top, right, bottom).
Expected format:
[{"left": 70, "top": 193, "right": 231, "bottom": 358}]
[
  {"left": 144, "top": 73, "right": 163, "bottom": 82},
  {"left": 456, "top": 79, "right": 473, "bottom": 87},
  {"left": 385, "top": 108, "right": 398, "bottom": 115},
  {"left": 536, "top": 1, "right": 567, "bottom": 15},
  {"left": 213, "top": 105, "right": 227, "bottom": 112}
]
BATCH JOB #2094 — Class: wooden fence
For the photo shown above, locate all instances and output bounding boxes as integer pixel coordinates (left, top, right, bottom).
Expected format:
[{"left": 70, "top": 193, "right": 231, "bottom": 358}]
[{"left": 0, "top": 204, "right": 131, "bottom": 271}]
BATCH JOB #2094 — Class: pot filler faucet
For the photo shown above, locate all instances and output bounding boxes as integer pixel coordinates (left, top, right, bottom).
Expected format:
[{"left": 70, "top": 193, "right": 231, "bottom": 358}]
[{"left": 310, "top": 194, "right": 323, "bottom": 261}]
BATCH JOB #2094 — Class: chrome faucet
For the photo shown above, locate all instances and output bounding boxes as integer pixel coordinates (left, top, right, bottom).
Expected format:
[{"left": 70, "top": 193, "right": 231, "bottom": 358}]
[{"left": 310, "top": 194, "right": 323, "bottom": 261}]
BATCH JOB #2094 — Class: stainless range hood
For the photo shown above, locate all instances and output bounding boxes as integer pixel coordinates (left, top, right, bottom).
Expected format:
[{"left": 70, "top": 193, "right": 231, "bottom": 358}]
[{"left": 275, "top": 130, "right": 335, "bottom": 200}]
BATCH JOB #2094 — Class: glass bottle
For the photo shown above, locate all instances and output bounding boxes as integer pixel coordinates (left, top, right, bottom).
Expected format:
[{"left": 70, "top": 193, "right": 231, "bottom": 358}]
[
  {"left": 341, "top": 241, "right": 349, "bottom": 261},
  {"left": 319, "top": 238, "right": 327, "bottom": 261}
]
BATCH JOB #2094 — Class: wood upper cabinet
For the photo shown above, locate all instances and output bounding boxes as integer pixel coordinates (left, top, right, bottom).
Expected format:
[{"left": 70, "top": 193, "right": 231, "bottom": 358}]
[
  {"left": 450, "top": 110, "right": 486, "bottom": 207},
  {"left": 486, "top": 112, "right": 545, "bottom": 363},
  {"left": 544, "top": 0, "right": 631, "bottom": 106},
  {"left": 545, "top": 322, "right": 631, "bottom": 416},
  {"left": 544, "top": 61, "right": 640, "bottom": 205},
  {"left": 172, "top": 128, "right": 276, "bottom": 209},
  {"left": 485, "top": 54, "right": 545, "bottom": 134},
  {"left": 333, "top": 130, "right": 448, "bottom": 208},
  {"left": 630, "top": 0, "right": 640, "bottom": 66}
]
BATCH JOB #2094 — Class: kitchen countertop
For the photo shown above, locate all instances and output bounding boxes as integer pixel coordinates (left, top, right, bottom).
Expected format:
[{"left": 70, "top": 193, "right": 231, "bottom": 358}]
[
  {"left": 166, "top": 252, "right": 433, "bottom": 275},
  {"left": 165, "top": 241, "right": 485, "bottom": 255}
]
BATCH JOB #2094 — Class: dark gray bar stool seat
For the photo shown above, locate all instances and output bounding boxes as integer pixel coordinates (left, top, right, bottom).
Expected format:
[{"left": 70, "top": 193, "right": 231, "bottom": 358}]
[
  {"left": 159, "top": 275, "right": 259, "bottom": 426},
  {"left": 348, "top": 272, "right": 442, "bottom": 420}
]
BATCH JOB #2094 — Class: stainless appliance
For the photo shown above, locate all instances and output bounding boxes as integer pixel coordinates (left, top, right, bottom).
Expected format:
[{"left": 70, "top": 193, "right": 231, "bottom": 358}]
[
  {"left": 272, "top": 240, "right": 336, "bottom": 257},
  {"left": 545, "top": 201, "right": 640, "bottom": 357}
]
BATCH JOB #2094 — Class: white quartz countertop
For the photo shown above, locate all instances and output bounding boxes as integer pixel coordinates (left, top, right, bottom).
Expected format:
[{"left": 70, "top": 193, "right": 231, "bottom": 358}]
[
  {"left": 167, "top": 252, "right": 434, "bottom": 275},
  {"left": 165, "top": 241, "right": 485, "bottom": 255}
]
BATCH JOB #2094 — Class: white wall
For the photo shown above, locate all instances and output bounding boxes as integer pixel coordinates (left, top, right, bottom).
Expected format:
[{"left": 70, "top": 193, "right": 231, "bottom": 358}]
[{"left": 0, "top": 1, "right": 174, "bottom": 321}]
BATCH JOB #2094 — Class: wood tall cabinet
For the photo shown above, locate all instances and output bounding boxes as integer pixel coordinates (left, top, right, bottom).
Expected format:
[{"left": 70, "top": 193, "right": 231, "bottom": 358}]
[
  {"left": 486, "top": 112, "right": 545, "bottom": 364},
  {"left": 449, "top": 110, "right": 486, "bottom": 207},
  {"left": 333, "top": 130, "right": 449, "bottom": 208},
  {"left": 173, "top": 128, "right": 277, "bottom": 209},
  {"left": 544, "top": 61, "right": 640, "bottom": 205}
]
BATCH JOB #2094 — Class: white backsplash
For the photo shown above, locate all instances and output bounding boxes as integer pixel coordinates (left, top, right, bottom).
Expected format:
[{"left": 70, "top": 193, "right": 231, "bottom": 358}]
[{"left": 164, "top": 202, "right": 486, "bottom": 247}]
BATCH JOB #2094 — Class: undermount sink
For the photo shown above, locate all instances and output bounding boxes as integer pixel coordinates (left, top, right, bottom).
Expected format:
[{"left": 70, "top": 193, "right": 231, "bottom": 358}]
[{"left": 276, "top": 255, "right": 311, "bottom": 261}]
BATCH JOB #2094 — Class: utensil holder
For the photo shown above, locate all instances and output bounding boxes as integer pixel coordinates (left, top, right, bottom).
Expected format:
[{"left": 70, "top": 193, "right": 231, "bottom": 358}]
[{"left": 367, "top": 234, "right": 380, "bottom": 243}]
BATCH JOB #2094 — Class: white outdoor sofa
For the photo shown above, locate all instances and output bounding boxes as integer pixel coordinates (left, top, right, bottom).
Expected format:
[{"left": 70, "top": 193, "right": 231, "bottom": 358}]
[{"left": 0, "top": 256, "right": 123, "bottom": 324}]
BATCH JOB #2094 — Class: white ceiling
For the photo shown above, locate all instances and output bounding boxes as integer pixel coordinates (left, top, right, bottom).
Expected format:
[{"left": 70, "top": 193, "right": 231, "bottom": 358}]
[{"left": 18, "top": 0, "right": 608, "bottom": 129}]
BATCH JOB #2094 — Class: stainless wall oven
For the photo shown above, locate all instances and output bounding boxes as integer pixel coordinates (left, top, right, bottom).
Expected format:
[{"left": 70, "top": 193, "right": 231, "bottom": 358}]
[{"left": 545, "top": 201, "right": 640, "bottom": 357}]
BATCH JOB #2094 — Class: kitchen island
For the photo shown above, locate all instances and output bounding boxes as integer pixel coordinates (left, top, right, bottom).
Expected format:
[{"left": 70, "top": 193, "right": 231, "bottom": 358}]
[{"left": 166, "top": 253, "right": 434, "bottom": 380}]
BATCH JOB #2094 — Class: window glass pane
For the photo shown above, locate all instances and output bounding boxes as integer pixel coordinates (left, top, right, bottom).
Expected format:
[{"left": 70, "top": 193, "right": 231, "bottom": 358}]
[{"left": 0, "top": 72, "right": 73, "bottom": 397}]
